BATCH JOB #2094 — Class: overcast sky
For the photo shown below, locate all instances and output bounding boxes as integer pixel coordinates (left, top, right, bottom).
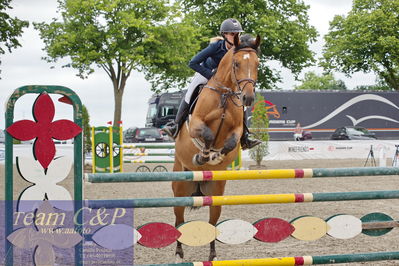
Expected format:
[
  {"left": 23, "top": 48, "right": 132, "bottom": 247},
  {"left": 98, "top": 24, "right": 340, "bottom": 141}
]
[{"left": 1, "top": 0, "right": 376, "bottom": 129}]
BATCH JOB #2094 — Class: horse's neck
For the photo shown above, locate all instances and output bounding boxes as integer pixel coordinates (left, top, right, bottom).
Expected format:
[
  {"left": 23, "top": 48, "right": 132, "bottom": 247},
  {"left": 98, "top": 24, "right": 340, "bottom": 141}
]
[{"left": 212, "top": 55, "right": 234, "bottom": 89}]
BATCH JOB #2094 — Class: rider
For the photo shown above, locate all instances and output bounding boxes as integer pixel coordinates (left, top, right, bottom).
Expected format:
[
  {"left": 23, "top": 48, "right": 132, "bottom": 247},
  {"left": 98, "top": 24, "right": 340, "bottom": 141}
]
[{"left": 163, "top": 18, "right": 261, "bottom": 150}]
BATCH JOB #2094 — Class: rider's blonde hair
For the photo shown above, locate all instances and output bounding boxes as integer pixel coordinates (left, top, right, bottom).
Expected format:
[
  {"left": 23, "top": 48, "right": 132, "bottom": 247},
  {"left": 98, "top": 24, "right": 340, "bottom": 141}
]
[{"left": 210, "top": 36, "right": 223, "bottom": 43}]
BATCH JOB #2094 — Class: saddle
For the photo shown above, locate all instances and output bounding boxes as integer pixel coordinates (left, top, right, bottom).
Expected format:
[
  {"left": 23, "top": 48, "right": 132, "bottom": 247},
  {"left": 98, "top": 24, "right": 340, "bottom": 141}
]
[{"left": 188, "top": 84, "right": 203, "bottom": 115}]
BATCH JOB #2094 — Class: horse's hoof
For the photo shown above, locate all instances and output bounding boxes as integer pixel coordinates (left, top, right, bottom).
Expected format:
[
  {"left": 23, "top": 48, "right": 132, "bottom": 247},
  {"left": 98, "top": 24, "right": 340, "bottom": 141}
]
[
  {"left": 208, "top": 255, "right": 217, "bottom": 261},
  {"left": 208, "top": 152, "right": 225, "bottom": 165},
  {"left": 192, "top": 154, "right": 205, "bottom": 166},
  {"left": 175, "top": 254, "right": 183, "bottom": 263}
]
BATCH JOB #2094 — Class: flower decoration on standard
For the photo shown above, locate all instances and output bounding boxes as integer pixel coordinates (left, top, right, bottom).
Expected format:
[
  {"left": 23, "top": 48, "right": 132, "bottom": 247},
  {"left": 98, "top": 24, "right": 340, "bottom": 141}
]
[
  {"left": 7, "top": 92, "right": 82, "bottom": 169},
  {"left": 17, "top": 156, "right": 74, "bottom": 212}
]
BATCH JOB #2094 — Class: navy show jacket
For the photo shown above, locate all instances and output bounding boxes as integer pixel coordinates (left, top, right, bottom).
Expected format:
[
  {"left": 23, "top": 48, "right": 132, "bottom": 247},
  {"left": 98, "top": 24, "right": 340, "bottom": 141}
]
[{"left": 188, "top": 39, "right": 228, "bottom": 80}]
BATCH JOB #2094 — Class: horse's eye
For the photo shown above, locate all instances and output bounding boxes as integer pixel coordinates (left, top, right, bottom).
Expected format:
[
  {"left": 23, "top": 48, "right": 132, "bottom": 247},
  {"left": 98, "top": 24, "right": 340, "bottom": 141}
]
[{"left": 234, "top": 62, "right": 240, "bottom": 68}]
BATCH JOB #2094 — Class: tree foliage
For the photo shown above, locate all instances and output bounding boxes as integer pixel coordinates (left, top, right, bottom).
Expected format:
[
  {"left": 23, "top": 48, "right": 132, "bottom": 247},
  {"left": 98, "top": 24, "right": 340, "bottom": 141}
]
[
  {"left": 34, "top": 0, "right": 202, "bottom": 125},
  {"left": 321, "top": 0, "right": 399, "bottom": 90},
  {"left": 295, "top": 71, "right": 347, "bottom": 90},
  {"left": 178, "top": 0, "right": 318, "bottom": 89},
  {"left": 82, "top": 105, "right": 91, "bottom": 155},
  {"left": 0, "top": 0, "right": 29, "bottom": 75},
  {"left": 355, "top": 78, "right": 394, "bottom": 91},
  {"left": 249, "top": 93, "right": 269, "bottom": 166}
]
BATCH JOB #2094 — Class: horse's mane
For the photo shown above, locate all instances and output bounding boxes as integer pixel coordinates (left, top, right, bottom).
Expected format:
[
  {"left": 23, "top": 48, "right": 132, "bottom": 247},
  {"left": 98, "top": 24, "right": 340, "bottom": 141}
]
[{"left": 234, "top": 34, "right": 260, "bottom": 53}]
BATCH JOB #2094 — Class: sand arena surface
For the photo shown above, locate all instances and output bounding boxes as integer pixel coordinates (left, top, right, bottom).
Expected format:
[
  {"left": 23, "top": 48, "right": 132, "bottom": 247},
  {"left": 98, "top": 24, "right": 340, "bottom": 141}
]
[{"left": 2, "top": 158, "right": 399, "bottom": 265}]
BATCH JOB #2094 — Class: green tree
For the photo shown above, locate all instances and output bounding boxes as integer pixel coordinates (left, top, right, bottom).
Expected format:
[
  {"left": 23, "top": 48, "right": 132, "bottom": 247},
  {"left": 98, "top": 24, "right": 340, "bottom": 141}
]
[
  {"left": 321, "top": 0, "right": 399, "bottom": 90},
  {"left": 0, "top": 0, "right": 29, "bottom": 75},
  {"left": 34, "top": 0, "right": 202, "bottom": 125},
  {"left": 178, "top": 0, "right": 318, "bottom": 89},
  {"left": 82, "top": 105, "right": 91, "bottom": 155},
  {"left": 295, "top": 71, "right": 347, "bottom": 90},
  {"left": 355, "top": 78, "right": 394, "bottom": 91},
  {"left": 249, "top": 93, "right": 269, "bottom": 167}
]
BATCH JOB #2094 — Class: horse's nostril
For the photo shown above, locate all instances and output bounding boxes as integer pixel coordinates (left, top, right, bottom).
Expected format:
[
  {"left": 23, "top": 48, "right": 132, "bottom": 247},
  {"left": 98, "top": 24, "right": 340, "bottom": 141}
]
[{"left": 245, "top": 96, "right": 254, "bottom": 106}]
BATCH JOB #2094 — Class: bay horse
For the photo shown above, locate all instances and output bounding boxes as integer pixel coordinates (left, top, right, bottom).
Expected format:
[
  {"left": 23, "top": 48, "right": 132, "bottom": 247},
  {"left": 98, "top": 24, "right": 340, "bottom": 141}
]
[{"left": 172, "top": 34, "right": 261, "bottom": 261}]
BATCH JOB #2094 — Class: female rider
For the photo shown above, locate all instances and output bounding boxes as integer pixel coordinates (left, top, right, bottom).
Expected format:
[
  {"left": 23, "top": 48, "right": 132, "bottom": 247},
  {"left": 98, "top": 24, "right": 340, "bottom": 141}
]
[{"left": 163, "top": 18, "right": 261, "bottom": 150}]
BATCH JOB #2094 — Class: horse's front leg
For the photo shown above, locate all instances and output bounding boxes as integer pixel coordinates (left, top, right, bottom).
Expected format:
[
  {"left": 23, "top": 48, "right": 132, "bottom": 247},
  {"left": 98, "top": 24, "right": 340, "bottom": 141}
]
[
  {"left": 221, "top": 130, "right": 240, "bottom": 155},
  {"left": 208, "top": 129, "right": 240, "bottom": 165},
  {"left": 189, "top": 119, "right": 214, "bottom": 166}
]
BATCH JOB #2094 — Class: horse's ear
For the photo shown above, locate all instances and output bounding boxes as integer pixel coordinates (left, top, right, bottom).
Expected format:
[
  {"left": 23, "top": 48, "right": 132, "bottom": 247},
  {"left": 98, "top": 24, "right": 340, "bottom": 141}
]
[
  {"left": 234, "top": 33, "right": 240, "bottom": 47},
  {"left": 255, "top": 35, "right": 261, "bottom": 48}
]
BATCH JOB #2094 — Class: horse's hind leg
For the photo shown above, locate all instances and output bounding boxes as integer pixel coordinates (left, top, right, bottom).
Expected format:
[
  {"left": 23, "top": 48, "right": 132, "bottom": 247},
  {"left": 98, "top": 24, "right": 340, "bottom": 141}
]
[
  {"left": 208, "top": 206, "right": 222, "bottom": 261},
  {"left": 173, "top": 205, "right": 185, "bottom": 261},
  {"left": 206, "top": 181, "right": 226, "bottom": 261},
  {"left": 172, "top": 159, "right": 185, "bottom": 261},
  {"left": 172, "top": 162, "right": 196, "bottom": 262}
]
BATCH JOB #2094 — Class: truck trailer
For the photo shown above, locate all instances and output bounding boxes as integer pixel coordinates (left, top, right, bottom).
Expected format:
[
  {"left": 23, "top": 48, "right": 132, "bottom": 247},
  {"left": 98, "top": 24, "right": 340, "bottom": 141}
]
[{"left": 146, "top": 90, "right": 399, "bottom": 140}]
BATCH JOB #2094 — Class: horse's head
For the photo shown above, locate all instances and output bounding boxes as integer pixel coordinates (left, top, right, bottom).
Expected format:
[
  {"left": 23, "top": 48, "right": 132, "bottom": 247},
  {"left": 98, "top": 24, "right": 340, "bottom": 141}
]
[{"left": 232, "top": 34, "right": 261, "bottom": 107}]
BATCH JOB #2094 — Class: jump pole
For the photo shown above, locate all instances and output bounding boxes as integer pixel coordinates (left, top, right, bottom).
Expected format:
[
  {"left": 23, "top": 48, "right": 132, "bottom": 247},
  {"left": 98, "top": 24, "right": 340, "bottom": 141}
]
[
  {"left": 139, "top": 251, "right": 399, "bottom": 266},
  {"left": 91, "top": 127, "right": 96, "bottom": 173},
  {"left": 86, "top": 190, "right": 399, "bottom": 209},
  {"left": 108, "top": 125, "right": 113, "bottom": 173},
  {"left": 119, "top": 125, "right": 123, "bottom": 172},
  {"left": 86, "top": 166, "right": 399, "bottom": 183}
]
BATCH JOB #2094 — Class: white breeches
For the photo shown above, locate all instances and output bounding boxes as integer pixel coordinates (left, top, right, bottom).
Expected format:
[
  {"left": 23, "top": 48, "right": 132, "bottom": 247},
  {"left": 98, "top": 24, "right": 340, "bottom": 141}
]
[{"left": 184, "top": 72, "right": 209, "bottom": 104}]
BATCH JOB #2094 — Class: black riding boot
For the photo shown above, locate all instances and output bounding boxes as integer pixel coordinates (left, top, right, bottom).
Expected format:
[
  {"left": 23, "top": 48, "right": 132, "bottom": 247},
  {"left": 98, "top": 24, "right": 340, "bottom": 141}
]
[
  {"left": 163, "top": 101, "right": 190, "bottom": 139},
  {"left": 241, "top": 111, "right": 262, "bottom": 150}
]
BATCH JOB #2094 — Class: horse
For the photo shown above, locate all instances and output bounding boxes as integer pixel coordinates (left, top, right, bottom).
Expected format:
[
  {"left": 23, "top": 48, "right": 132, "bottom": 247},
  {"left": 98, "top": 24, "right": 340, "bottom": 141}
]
[{"left": 172, "top": 34, "right": 261, "bottom": 262}]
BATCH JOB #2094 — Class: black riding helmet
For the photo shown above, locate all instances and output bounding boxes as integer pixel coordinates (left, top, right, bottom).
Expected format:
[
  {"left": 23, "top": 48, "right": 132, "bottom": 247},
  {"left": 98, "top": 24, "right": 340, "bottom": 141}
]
[{"left": 220, "top": 18, "right": 243, "bottom": 45}]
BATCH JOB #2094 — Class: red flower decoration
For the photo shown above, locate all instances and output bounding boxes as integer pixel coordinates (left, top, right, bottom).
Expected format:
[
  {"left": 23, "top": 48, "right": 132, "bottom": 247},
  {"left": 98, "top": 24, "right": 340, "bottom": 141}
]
[{"left": 7, "top": 93, "right": 82, "bottom": 169}]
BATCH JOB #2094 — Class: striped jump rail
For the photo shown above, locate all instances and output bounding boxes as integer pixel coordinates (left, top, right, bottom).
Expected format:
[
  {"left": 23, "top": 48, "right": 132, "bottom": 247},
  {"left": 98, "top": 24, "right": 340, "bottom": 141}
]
[
  {"left": 86, "top": 166, "right": 399, "bottom": 183},
  {"left": 86, "top": 190, "right": 399, "bottom": 209},
  {"left": 124, "top": 152, "right": 174, "bottom": 156},
  {"left": 138, "top": 251, "right": 399, "bottom": 266},
  {"left": 123, "top": 160, "right": 175, "bottom": 164},
  {"left": 120, "top": 144, "right": 175, "bottom": 149}
]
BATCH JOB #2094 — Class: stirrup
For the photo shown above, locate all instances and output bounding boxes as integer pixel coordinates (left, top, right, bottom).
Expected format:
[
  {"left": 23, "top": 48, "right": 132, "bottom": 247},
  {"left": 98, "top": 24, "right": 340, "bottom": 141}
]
[
  {"left": 241, "top": 137, "right": 262, "bottom": 150},
  {"left": 162, "top": 123, "right": 177, "bottom": 138}
]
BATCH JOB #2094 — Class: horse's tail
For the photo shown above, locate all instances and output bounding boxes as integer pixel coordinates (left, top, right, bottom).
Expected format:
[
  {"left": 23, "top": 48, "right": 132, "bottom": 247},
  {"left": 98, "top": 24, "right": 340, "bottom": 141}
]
[{"left": 190, "top": 182, "right": 204, "bottom": 210}]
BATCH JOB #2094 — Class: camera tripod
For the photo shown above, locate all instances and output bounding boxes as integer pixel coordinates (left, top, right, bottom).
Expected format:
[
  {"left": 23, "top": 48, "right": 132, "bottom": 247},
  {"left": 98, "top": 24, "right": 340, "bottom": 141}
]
[{"left": 364, "top": 145, "right": 377, "bottom": 167}]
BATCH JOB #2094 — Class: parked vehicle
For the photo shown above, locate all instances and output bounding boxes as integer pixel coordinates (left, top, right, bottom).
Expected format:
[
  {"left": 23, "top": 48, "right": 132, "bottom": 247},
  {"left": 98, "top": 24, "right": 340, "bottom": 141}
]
[
  {"left": 146, "top": 91, "right": 184, "bottom": 128},
  {"left": 330, "top": 126, "right": 377, "bottom": 140},
  {"left": 123, "top": 127, "right": 137, "bottom": 143},
  {"left": 124, "top": 127, "right": 164, "bottom": 143}
]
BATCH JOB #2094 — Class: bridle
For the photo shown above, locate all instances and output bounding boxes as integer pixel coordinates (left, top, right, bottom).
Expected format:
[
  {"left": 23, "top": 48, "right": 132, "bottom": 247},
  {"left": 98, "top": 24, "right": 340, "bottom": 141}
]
[
  {"left": 232, "top": 47, "right": 258, "bottom": 95},
  {"left": 205, "top": 46, "right": 258, "bottom": 107}
]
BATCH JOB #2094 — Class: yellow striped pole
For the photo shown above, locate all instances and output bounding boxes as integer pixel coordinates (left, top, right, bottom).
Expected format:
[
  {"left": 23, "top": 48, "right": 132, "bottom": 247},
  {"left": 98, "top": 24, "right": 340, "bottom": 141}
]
[
  {"left": 208, "top": 193, "right": 313, "bottom": 206},
  {"left": 109, "top": 126, "right": 113, "bottom": 173},
  {"left": 119, "top": 126, "right": 123, "bottom": 173},
  {"left": 210, "top": 169, "right": 312, "bottom": 181},
  {"left": 211, "top": 257, "right": 311, "bottom": 266},
  {"left": 91, "top": 127, "right": 96, "bottom": 173}
]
